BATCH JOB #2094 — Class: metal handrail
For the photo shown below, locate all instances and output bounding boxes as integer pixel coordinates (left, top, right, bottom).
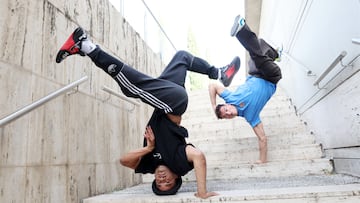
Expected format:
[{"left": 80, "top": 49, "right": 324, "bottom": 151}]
[
  {"left": 141, "top": 0, "right": 177, "bottom": 51},
  {"left": 282, "top": 52, "right": 314, "bottom": 76},
  {"left": 352, "top": 38, "right": 360, "bottom": 45},
  {"left": 0, "top": 76, "right": 88, "bottom": 127},
  {"left": 313, "top": 51, "right": 347, "bottom": 87},
  {"left": 101, "top": 85, "right": 141, "bottom": 106}
]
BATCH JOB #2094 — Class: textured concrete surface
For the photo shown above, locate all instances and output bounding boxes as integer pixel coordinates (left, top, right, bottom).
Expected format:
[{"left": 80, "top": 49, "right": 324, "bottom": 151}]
[
  {"left": 83, "top": 175, "right": 360, "bottom": 202},
  {"left": 0, "top": 0, "right": 164, "bottom": 202},
  {"left": 113, "top": 174, "right": 360, "bottom": 195},
  {"left": 258, "top": 0, "right": 360, "bottom": 177}
]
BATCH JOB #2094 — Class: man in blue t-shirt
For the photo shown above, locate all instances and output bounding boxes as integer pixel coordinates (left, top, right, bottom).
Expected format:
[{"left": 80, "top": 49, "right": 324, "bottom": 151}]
[{"left": 209, "top": 15, "right": 282, "bottom": 164}]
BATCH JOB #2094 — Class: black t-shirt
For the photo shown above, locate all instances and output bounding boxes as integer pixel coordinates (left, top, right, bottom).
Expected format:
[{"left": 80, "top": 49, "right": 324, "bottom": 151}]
[{"left": 135, "top": 110, "right": 194, "bottom": 176}]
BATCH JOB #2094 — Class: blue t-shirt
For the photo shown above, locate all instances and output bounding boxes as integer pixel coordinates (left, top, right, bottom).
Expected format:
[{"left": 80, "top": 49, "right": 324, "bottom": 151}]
[{"left": 219, "top": 76, "right": 276, "bottom": 127}]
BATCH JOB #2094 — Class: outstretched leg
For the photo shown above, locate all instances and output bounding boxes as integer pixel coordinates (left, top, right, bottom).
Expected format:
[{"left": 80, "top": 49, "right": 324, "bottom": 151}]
[
  {"left": 231, "top": 15, "right": 282, "bottom": 84},
  {"left": 56, "top": 27, "right": 187, "bottom": 115},
  {"left": 158, "top": 50, "right": 217, "bottom": 87},
  {"left": 55, "top": 27, "right": 241, "bottom": 115},
  {"left": 159, "top": 50, "right": 240, "bottom": 88}
]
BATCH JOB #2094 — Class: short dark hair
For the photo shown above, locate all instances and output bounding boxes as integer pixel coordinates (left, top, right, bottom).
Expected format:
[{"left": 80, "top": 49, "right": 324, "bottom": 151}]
[
  {"left": 215, "top": 104, "right": 225, "bottom": 119},
  {"left": 152, "top": 177, "right": 182, "bottom": 195}
]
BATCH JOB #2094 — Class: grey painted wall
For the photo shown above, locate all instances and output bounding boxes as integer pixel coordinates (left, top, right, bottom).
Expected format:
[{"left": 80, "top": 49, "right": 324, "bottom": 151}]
[
  {"left": 0, "top": 0, "right": 164, "bottom": 202},
  {"left": 258, "top": 0, "right": 360, "bottom": 176}
]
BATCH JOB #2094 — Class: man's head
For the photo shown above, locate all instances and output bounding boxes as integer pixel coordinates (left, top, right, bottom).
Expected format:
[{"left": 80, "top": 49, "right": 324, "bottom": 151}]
[
  {"left": 152, "top": 165, "right": 182, "bottom": 195},
  {"left": 215, "top": 104, "right": 238, "bottom": 119}
]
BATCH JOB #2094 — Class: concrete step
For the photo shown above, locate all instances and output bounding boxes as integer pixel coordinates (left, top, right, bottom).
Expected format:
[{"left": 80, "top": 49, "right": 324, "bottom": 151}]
[
  {"left": 186, "top": 124, "right": 310, "bottom": 141},
  {"left": 183, "top": 120, "right": 307, "bottom": 137},
  {"left": 188, "top": 132, "right": 316, "bottom": 147},
  {"left": 203, "top": 144, "right": 323, "bottom": 164},
  {"left": 83, "top": 185, "right": 360, "bottom": 203},
  {"left": 183, "top": 158, "right": 333, "bottom": 181},
  {"left": 83, "top": 174, "right": 360, "bottom": 203},
  {"left": 142, "top": 158, "right": 333, "bottom": 183},
  {"left": 189, "top": 133, "right": 322, "bottom": 166}
]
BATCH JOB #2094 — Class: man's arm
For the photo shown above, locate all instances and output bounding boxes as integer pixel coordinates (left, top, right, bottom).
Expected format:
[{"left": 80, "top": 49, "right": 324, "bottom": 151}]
[
  {"left": 208, "top": 83, "right": 226, "bottom": 110},
  {"left": 185, "top": 145, "right": 218, "bottom": 199},
  {"left": 119, "top": 126, "right": 155, "bottom": 169},
  {"left": 252, "top": 122, "right": 267, "bottom": 163}
]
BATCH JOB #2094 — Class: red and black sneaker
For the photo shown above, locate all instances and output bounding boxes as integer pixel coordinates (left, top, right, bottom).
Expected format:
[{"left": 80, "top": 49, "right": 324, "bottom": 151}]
[
  {"left": 219, "top": 56, "right": 241, "bottom": 87},
  {"left": 56, "top": 27, "right": 87, "bottom": 63}
]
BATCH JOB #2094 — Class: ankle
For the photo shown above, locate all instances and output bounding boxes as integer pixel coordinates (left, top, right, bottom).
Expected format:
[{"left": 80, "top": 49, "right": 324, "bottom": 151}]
[
  {"left": 81, "top": 39, "right": 96, "bottom": 54},
  {"left": 217, "top": 69, "right": 222, "bottom": 80}
]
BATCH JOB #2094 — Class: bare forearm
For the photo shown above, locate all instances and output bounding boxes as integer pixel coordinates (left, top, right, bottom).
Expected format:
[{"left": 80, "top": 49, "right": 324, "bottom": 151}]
[
  {"left": 186, "top": 146, "right": 218, "bottom": 198},
  {"left": 120, "top": 126, "right": 155, "bottom": 169},
  {"left": 208, "top": 84, "right": 218, "bottom": 109},
  {"left": 194, "top": 154, "right": 207, "bottom": 196},
  {"left": 119, "top": 146, "right": 153, "bottom": 169},
  {"left": 259, "top": 138, "right": 267, "bottom": 163},
  {"left": 253, "top": 122, "right": 267, "bottom": 163}
]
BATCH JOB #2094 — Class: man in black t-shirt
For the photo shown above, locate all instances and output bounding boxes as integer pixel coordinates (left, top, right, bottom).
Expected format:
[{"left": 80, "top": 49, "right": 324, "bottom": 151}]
[{"left": 56, "top": 27, "right": 240, "bottom": 198}]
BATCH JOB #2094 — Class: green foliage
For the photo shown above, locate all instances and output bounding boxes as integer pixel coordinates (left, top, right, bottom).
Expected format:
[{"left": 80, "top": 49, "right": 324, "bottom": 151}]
[{"left": 186, "top": 27, "right": 208, "bottom": 90}]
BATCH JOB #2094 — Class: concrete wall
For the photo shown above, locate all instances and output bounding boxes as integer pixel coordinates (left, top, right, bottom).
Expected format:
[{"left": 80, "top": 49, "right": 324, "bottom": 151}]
[
  {"left": 258, "top": 0, "right": 360, "bottom": 176},
  {"left": 245, "top": 0, "right": 262, "bottom": 36},
  {"left": 0, "top": 0, "right": 164, "bottom": 202}
]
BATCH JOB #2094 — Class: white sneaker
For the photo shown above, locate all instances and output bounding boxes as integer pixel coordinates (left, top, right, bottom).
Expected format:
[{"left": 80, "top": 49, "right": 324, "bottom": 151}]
[{"left": 230, "top": 15, "right": 245, "bottom": 37}]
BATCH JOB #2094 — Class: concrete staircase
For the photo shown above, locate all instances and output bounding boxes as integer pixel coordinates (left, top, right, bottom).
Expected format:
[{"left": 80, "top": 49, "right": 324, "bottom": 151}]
[{"left": 83, "top": 87, "right": 360, "bottom": 203}]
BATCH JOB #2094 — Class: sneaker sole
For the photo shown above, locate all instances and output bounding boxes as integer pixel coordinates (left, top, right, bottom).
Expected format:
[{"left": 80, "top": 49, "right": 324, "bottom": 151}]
[
  {"left": 230, "top": 15, "right": 241, "bottom": 37},
  {"left": 55, "top": 27, "right": 87, "bottom": 63},
  {"left": 221, "top": 57, "right": 241, "bottom": 87}
]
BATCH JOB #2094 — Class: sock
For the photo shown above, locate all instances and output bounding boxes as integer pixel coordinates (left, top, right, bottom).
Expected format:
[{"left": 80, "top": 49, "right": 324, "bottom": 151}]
[{"left": 81, "top": 39, "right": 96, "bottom": 54}]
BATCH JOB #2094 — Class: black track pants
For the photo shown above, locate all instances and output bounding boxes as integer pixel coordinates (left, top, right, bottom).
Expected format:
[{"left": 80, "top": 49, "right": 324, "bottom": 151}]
[
  {"left": 235, "top": 24, "right": 282, "bottom": 84},
  {"left": 88, "top": 48, "right": 218, "bottom": 115}
]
